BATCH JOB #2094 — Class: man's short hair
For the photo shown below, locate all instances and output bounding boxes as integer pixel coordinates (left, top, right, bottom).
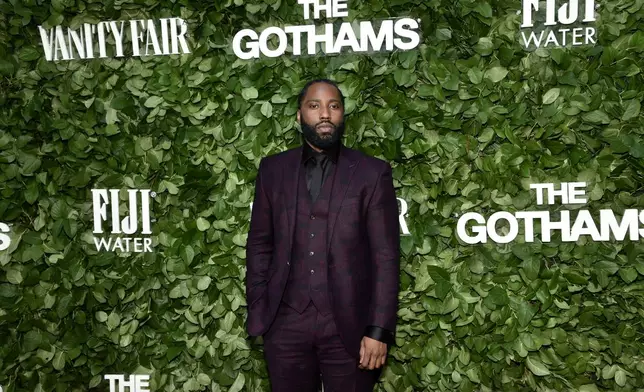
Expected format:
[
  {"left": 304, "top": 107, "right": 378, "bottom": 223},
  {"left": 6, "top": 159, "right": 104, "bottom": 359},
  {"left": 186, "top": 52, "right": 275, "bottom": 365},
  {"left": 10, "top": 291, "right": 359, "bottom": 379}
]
[{"left": 297, "top": 79, "right": 345, "bottom": 110}]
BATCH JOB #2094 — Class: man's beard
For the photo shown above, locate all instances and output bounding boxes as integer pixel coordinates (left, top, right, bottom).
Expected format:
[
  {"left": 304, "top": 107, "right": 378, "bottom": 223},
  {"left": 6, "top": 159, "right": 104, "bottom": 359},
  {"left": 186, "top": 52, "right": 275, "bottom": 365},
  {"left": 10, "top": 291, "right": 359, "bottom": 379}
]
[{"left": 300, "top": 118, "right": 345, "bottom": 150}]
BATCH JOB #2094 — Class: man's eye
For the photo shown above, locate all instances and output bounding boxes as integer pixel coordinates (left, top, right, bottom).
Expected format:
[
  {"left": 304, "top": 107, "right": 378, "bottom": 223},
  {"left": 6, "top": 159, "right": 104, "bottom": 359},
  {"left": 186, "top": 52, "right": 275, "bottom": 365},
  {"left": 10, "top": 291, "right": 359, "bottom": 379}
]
[{"left": 309, "top": 104, "right": 318, "bottom": 108}]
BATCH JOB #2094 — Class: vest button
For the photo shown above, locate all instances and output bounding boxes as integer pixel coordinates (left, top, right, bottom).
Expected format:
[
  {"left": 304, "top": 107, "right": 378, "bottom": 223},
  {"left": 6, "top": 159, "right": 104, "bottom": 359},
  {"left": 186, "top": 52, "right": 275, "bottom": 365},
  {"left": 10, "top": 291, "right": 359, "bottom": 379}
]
[
  {"left": 309, "top": 251, "right": 314, "bottom": 256},
  {"left": 310, "top": 269, "right": 314, "bottom": 274},
  {"left": 310, "top": 233, "right": 315, "bottom": 238},
  {"left": 310, "top": 214, "right": 315, "bottom": 220}
]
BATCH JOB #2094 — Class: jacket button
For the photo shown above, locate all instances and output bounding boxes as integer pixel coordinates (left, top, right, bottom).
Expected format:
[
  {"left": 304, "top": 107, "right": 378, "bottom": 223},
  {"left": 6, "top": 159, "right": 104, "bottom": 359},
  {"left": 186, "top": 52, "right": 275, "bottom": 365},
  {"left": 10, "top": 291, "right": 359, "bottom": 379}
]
[
  {"left": 310, "top": 214, "right": 315, "bottom": 220},
  {"left": 309, "top": 251, "right": 314, "bottom": 256},
  {"left": 286, "top": 261, "right": 290, "bottom": 266},
  {"left": 310, "top": 269, "right": 314, "bottom": 274},
  {"left": 310, "top": 233, "right": 315, "bottom": 238}
]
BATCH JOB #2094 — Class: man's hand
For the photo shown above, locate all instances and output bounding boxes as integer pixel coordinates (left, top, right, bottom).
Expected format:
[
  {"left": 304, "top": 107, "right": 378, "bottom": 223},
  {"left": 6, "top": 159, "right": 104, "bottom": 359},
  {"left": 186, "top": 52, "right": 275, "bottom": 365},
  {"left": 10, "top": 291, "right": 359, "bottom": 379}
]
[{"left": 359, "top": 336, "right": 387, "bottom": 370}]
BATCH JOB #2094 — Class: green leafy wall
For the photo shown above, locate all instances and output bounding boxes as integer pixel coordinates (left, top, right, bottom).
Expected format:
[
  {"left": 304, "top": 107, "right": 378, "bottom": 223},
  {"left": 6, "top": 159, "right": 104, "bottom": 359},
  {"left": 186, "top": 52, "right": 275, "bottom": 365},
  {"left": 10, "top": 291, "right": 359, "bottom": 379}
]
[{"left": 1, "top": 0, "right": 644, "bottom": 391}]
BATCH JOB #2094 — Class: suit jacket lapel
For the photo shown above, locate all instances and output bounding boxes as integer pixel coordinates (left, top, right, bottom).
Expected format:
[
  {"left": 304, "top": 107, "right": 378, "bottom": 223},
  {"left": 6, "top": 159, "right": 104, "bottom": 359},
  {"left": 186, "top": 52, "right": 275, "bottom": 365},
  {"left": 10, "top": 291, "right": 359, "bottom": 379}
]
[
  {"left": 326, "top": 145, "right": 359, "bottom": 253},
  {"left": 282, "top": 146, "right": 303, "bottom": 261}
]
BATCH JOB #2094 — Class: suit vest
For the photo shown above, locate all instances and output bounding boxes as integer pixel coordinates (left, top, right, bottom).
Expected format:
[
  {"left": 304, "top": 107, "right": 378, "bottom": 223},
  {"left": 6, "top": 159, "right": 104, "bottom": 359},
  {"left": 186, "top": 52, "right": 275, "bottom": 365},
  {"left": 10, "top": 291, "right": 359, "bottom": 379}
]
[{"left": 281, "top": 162, "right": 335, "bottom": 315}]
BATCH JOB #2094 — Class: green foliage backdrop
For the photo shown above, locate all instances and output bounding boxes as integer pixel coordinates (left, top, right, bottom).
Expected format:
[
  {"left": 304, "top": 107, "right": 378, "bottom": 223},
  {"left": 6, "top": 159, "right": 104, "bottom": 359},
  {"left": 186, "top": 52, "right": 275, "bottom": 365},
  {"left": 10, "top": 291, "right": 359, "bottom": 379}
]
[{"left": 1, "top": 0, "right": 644, "bottom": 391}]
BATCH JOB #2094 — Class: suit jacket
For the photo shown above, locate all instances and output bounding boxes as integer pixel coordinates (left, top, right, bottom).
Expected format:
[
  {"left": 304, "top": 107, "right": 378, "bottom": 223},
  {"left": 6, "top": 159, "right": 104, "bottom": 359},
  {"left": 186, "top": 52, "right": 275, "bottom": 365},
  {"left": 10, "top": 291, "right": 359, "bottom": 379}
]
[{"left": 245, "top": 143, "right": 400, "bottom": 358}]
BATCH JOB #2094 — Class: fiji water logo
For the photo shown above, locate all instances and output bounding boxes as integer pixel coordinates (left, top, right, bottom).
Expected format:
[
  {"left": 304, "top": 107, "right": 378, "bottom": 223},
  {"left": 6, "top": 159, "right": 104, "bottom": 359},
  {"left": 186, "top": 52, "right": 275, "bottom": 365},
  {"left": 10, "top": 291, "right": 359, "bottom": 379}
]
[
  {"left": 92, "top": 189, "right": 154, "bottom": 253},
  {"left": 519, "top": 0, "right": 598, "bottom": 49}
]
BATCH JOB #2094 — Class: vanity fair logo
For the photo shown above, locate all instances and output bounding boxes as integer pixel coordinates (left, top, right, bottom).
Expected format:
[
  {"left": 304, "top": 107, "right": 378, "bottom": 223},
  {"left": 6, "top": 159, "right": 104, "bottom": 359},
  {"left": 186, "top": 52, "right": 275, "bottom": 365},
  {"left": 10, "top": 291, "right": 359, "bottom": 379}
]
[
  {"left": 519, "top": 0, "right": 598, "bottom": 49},
  {"left": 38, "top": 18, "right": 190, "bottom": 61},
  {"left": 249, "top": 197, "right": 412, "bottom": 235},
  {"left": 92, "top": 189, "right": 154, "bottom": 253},
  {"left": 232, "top": 0, "right": 420, "bottom": 59},
  {"left": 457, "top": 182, "right": 644, "bottom": 244}
]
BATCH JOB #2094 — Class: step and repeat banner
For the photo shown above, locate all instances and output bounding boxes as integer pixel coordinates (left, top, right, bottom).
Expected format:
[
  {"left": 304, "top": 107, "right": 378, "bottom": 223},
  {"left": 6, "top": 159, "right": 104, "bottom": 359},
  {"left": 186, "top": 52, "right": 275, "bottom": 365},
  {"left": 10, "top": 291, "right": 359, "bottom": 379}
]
[{"left": 1, "top": 0, "right": 643, "bottom": 391}]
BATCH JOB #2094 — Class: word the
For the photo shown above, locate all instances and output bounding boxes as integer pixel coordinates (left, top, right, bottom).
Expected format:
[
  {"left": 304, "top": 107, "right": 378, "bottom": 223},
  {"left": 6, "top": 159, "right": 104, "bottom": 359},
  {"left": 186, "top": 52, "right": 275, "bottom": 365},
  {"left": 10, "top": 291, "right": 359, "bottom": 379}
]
[
  {"left": 456, "top": 182, "right": 644, "bottom": 244},
  {"left": 520, "top": 0, "right": 597, "bottom": 49},
  {"left": 92, "top": 189, "right": 153, "bottom": 253},
  {"left": 38, "top": 18, "right": 190, "bottom": 61},
  {"left": 0, "top": 223, "right": 9, "bottom": 251},
  {"left": 232, "top": 0, "right": 420, "bottom": 59},
  {"left": 105, "top": 375, "right": 150, "bottom": 392}
]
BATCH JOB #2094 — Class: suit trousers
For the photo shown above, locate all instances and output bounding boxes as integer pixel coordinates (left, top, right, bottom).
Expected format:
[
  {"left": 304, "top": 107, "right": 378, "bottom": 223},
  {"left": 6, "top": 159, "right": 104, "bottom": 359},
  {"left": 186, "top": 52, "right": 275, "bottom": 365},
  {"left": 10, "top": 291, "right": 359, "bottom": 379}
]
[{"left": 263, "top": 301, "right": 380, "bottom": 392}]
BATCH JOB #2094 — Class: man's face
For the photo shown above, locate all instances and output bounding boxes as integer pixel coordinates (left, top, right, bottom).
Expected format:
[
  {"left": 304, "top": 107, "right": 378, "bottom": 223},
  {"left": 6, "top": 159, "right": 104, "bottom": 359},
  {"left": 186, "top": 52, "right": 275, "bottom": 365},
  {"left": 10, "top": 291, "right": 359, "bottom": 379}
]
[{"left": 297, "top": 83, "right": 345, "bottom": 150}]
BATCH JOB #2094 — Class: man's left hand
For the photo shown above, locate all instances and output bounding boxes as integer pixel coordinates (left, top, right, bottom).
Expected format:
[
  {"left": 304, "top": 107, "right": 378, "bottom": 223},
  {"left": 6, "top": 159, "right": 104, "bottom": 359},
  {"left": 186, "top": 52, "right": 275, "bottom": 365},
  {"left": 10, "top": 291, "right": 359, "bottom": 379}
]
[{"left": 359, "top": 336, "right": 387, "bottom": 370}]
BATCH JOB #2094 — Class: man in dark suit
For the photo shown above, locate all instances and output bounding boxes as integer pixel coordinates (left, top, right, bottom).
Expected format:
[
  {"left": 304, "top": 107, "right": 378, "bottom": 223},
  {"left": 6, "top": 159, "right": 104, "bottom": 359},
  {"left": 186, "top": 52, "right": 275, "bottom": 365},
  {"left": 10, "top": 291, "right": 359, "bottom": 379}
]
[{"left": 245, "top": 79, "right": 400, "bottom": 392}]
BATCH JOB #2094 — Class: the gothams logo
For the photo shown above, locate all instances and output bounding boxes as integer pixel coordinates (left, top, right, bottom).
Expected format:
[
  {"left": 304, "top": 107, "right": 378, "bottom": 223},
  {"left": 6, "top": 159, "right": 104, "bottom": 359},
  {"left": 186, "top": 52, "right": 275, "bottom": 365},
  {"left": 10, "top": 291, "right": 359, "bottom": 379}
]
[
  {"left": 105, "top": 375, "right": 150, "bottom": 392},
  {"left": 457, "top": 182, "right": 644, "bottom": 244},
  {"left": 519, "top": 0, "right": 597, "bottom": 49},
  {"left": 38, "top": 18, "right": 190, "bottom": 61},
  {"left": 92, "top": 189, "right": 154, "bottom": 253},
  {"left": 232, "top": 0, "right": 420, "bottom": 59}
]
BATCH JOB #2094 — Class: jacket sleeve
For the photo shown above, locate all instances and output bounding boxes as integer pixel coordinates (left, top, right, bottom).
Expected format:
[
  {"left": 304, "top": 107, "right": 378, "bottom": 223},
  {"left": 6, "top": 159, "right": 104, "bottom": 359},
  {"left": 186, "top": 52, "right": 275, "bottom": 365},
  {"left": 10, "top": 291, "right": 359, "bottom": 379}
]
[
  {"left": 245, "top": 158, "right": 273, "bottom": 335},
  {"left": 363, "top": 162, "right": 400, "bottom": 343}
]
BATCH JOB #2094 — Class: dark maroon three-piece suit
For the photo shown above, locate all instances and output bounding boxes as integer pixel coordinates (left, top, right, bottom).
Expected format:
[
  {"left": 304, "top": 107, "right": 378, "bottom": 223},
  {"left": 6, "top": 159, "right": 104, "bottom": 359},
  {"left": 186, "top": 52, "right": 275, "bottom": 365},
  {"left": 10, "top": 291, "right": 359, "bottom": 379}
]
[{"left": 246, "top": 143, "right": 400, "bottom": 392}]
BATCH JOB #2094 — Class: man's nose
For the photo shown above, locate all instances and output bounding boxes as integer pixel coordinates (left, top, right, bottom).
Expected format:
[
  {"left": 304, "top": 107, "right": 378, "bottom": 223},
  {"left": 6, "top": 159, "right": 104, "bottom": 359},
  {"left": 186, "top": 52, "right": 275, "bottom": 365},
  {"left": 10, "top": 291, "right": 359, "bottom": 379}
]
[{"left": 319, "top": 106, "right": 331, "bottom": 120}]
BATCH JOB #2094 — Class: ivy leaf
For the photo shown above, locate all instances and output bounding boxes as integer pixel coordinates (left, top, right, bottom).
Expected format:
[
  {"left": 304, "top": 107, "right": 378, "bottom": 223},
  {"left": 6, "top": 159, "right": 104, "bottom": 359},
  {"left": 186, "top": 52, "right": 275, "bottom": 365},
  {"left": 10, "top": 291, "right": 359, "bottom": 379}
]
[
  {"left": 595, "top": 261, "right": 619, "bottom": 275},
  {"left": 542, "top": 88, "right": 560, "bottom": 105},
  {"left": 19, "top": 47, "right": 41, "bottom": 61},
  {"left": 96, "top": 311, "right": 108, "bottom": 322},
  {"left": 23, "top": 330, "right": 42, "bottom": 351},
  {"left": 484, "top": 67, "right": 508, "bottom": 83},
  {"left": 615, "top": 369, "right": 627, "bottom": 387},
  {"left": 244, "top": 112, "right": 262, "bottom": 127},
  {"left": 107, "top": 312, "right": 120, "bottom": 331},
  {"left": 516, "top": 301, "right": 537, "bottom": 327},
  {"left": 24, "top": 181, "right": 39, "bottom": 204},
  {"left": 473, "top": 2, "right": 493, "bottom": 18},
  {"left": 144, "top": 96, "right": 164, "bottom": 108},
  {"left": 229, "top": 372, "right": 245, "bottom": 392},
  {"left": 6, "top": 268, "right": 23, "bottom": 284},
  {"left": 44, "top": 293, "right": 55, "bottom": 309},
  {"left": 261, "top": 101, "right": 273, "bottom": 118},
  {"left": 583, "top": 110, "right": 611, "bottom": 124},
  {"left": 488, "top": 286, "right": 509, "bottom": 306},
  {"left": 181, "top": 245, "right": 195, "bottom": 265},
  {"left": 427, "top": 266, "right": 451, "bottom": 300},
  {"left": 241, "top": 87, "right": 258, "bottom": 100},
  {"left": 622, "top": 99, "right": 640, "bottom": 121},
  {"left": 474, "top": 38, "right": 494, "bottom": 56},
  {"left": 21, "top": 155, "right": 41, "bottom": 175},
  {"left": 52, "top": 351, "right": 66, "bottom": 370},
  {"left": 526, "top": 356, "right": 551, "bottom": 376},
  {"left": 196, "top": 217, "right": 210, "bottom": 231},
  {"left": 468, "top": 68, "right": 483, "bottom": 84},
  {"left": 197, "top": 276, "right": 211, "bottom": 291}
]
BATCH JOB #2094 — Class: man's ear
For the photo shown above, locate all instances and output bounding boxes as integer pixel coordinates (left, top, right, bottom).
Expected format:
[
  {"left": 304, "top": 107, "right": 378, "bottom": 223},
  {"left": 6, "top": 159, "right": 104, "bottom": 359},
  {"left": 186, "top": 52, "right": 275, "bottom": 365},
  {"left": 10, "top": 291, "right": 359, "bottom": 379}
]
[{"left": 296, "top": 110, "right": 301, "bottom": 124}]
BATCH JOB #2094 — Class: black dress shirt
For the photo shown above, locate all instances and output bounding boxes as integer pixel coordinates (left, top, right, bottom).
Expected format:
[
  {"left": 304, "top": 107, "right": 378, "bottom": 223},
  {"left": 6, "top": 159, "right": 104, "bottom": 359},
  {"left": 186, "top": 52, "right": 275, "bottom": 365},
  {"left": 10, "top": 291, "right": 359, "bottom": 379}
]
[
  {"left": 302, "top": 142, "right": 339, "bottom": 199},
  {"left": 301, "top": 142, "right": 395, "bottom": 346}
]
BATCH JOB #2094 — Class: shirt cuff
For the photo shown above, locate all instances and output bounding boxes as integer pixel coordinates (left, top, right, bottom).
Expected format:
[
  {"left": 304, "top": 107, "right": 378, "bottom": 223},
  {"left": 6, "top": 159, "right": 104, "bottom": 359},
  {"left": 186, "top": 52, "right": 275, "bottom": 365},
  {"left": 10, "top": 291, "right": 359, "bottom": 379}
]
[{"left": 364, "top": 325, "right": 394, "bottom": 345}]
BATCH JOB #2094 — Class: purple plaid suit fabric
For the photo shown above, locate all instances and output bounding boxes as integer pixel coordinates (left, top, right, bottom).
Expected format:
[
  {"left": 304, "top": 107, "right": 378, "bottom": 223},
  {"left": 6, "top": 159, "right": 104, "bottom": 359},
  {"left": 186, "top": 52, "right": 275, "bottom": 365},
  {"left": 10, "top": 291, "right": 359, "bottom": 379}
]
[{"left": 246, "top": 144, "right": 400, "bottom": 359}]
